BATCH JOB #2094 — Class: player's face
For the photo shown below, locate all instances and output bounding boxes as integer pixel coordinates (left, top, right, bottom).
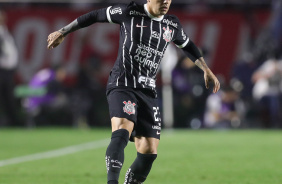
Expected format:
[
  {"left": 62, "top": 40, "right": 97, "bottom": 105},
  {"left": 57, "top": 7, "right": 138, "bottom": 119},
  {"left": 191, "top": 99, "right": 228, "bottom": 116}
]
[{"left": 147, "top": 0, "right": 172, "bottom": 17}]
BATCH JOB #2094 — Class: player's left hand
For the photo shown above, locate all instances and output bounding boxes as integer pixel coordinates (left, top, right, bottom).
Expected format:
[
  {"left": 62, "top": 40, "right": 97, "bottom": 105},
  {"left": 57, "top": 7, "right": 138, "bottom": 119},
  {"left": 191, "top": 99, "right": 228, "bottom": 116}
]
[{"left": 204, "top": 69, "right": 220, "bottom": 93}]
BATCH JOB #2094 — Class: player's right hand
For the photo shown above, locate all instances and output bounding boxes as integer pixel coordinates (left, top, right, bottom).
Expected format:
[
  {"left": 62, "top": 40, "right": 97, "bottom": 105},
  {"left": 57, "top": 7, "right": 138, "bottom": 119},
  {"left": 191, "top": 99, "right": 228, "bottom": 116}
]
[{"left": 47, "top": 31, "right": 64, "bottom": 49}]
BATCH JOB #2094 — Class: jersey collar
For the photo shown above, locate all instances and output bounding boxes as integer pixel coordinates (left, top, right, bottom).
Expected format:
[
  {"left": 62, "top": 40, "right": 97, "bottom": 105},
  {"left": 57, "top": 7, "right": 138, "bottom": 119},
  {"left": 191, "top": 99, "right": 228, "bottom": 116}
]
[{"left": 144, "top": 4, "right": 164, "bottom": 21}]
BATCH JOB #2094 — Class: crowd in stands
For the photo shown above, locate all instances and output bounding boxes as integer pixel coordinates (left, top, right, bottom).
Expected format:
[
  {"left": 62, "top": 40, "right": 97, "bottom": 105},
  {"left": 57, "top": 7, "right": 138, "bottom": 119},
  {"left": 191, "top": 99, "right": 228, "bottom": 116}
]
[{"left": 179, "top": 0, "right": 282, "bottom": 129}]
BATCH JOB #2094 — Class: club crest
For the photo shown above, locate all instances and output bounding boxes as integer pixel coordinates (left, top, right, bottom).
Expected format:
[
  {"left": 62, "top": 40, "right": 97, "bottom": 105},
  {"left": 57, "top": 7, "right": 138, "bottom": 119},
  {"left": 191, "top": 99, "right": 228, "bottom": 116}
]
[
  {"left": 163, "top": 26, "right": 172, "bottom": 42},
  {"left": 123, "top": 101, "right": 136, "bottom": 115}
]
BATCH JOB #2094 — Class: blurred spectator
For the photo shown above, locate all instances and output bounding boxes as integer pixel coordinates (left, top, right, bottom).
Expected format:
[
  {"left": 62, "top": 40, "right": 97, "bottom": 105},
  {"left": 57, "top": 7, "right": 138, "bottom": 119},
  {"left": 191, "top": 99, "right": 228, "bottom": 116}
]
[
  {"left": 71, "top": 32, "right": 106, "bottom": 127},
  {"left": 241, "top": 2, "right": 262, "bottom": 48},
  {"left": 252, "top": 0, "right": 281, "bottom": 64},
  {"left": 230, "top": 53, "right": 259, "bottom": 127},
  {"left": 252, "top": 52, "right": 282, "bottom": 128},
  {"left": 271, "top": 0, "right": 282, "bottom": 52},
  {"left": 204, "top": 85, "right": 245, "bottom": 129},
  {"left": 24, "top": 64, "right": 71, "bottom": 127},
  {"left": 231, "top": 52, "right": 258, "bottom": 100},
  {"left": 160, "top": 44, "right": 179, "bottom": 128},
  {"left": 0, "top": 10, "right": 21, "bottom": 126},
  {"left": 172, "top": 56, "right": 209, "bottom": 128},
  {"left": 233, "top": 0, "right": 282, "bottom": 128}
]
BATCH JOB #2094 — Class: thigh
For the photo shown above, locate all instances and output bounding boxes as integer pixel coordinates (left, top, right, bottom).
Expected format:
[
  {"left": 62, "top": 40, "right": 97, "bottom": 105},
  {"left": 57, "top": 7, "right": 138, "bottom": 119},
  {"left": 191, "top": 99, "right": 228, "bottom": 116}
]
[
  {"left": 107, "top": 88, "right": 138, "bottom": 135},
  {"left": 134, "top": 136, "right": 159, "bottom": 154},
  {"left": 133, "top": 90, "right": 162, "bottom": 140},
  {"left": 107, "top": 88, "right": 138, "bottom": 125}
]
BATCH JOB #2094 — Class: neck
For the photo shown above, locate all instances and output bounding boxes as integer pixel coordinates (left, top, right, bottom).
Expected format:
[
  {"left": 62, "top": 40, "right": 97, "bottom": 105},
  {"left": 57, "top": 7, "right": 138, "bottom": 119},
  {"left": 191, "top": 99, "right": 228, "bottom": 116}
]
[
  {"left": 144, "top": 4, "right": 164, "bottom": 21},
  {"left": 146, "top": 3, "right": 160, "bottom": 18}
]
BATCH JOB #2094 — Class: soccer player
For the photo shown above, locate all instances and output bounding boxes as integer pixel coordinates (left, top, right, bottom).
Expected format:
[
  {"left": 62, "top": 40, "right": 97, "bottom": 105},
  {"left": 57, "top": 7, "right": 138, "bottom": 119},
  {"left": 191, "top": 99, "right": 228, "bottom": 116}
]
[{"left": 47, "top": 0, "right": 220, "bottom": 183}]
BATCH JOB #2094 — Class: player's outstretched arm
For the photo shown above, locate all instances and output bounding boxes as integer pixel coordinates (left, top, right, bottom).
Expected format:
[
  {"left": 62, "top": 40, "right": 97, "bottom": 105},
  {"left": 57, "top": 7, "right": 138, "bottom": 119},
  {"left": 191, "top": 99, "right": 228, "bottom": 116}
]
[
  {"left": 195, "top": 57, "right": 220, "bottom": 93},
  {"left": 47, "top": 19, "right": 80, "bottom": 49},
  {"left": 47, "top": 7, "right": 111, "bottom": 50}
]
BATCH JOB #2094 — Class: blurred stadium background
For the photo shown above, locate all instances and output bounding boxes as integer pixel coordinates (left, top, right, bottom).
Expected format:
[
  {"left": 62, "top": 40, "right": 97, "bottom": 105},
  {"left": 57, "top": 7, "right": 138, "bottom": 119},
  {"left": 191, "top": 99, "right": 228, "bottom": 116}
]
[{"left": 0, "top": 0, "right": 282, "bottom": 183}]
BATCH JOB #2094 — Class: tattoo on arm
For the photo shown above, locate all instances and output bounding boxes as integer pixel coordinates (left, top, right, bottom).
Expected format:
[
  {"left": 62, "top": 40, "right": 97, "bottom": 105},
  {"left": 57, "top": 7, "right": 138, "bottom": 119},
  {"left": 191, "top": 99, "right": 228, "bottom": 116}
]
[
  {"left": 58, "top": 19, "right": 80, "bottom": 36},
  {"left": 195, "top": 57, "right": 209, "bottom": 71}
]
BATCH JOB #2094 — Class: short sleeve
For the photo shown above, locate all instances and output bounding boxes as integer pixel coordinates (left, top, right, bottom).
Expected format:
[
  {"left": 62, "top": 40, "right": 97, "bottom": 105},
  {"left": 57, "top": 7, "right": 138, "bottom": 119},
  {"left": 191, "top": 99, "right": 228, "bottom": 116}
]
[
  {"left": 173, "top": 19, "right": 190, "bottom": 49},
  {"left": 106, "top": 4, "right": 128, "bottom": 24}
]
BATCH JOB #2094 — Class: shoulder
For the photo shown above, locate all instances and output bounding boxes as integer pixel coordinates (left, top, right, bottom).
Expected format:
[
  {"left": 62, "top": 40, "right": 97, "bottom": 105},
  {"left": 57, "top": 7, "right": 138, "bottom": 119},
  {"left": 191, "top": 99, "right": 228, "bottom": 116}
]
[
  {"left": 162, "top": 14, "right": 181, "bottom": 29},
  {"left": 110, "top": 1, "right": 141, "bottom": 10},
  {"left": 109, "top": 1, "right": 143, "bottom": 15},
  {"left": 126, "top": 1, "right": 146, "bottom": 14},
  {"left": 165, "top": 14, "right": 181, "bottom": 22}
]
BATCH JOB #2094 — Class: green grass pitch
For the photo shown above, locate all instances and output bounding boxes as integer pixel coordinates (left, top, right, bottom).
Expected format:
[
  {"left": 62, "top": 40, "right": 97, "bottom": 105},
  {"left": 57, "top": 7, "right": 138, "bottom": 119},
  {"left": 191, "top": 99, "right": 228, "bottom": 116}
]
[{"left": 0, "top": 128, "right": 282, "bottom": 184}]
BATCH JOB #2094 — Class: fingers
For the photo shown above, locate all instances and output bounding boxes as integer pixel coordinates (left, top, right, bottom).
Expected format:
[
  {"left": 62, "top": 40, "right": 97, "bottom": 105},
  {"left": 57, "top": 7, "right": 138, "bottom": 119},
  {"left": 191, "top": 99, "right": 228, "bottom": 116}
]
[
  {"left": 47, "top": 41, "right": 56, "bottom": 49},
  {"left": 53, "top": 42, "right": 60, "bottom": 48},
  {"left": 47, "top": 40, "right": 54, "bottom": 49},
  {"left": 205, "top": 72, "right": 220, "bottom": 93},
  {"left": 47, "top": 34, "right": 55, "bottom": 49},
  {"left": 205, "top": 78, "right": 209, "bottom": 89},
  {"left": 213, "top": 80, "right": 220, "bottom": 93},
  {"left": 47, "top": 31, "right": 63, "bottom": 49}
]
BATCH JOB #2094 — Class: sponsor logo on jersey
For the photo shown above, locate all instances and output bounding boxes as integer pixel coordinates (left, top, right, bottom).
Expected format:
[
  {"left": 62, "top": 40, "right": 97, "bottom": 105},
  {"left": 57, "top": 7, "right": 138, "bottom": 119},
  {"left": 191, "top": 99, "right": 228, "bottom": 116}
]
[
  {"left": 136, "top": 43, "right": 163, "bottom": 57},
  {"left": 151, "top": 31, "right": 160, "bottom": 39},
  {"left": 163, "top": 26, "right": 173, "bottom": 42},
  {"left": 181, "top": 28, "right": 187, "bottom": 40},
  {"left": 134, "top": 43, "right": 163, "bottom": 69},
  {"left": 134, "top": 55, "right": 159, "bottom": 69},
  {"left": 110, "top": 7, "right": 122, "bottom": 15},
  {"left": 130, "top": 10, "right": 147, "bottom": 16},
  {"left": 138, "top": 76, "right": 156, "bottom": 88},
  {"left": 123, "top": 101, "right": 136, "bottom": 115},
  {"left": 163, "top": 19, "right": 178, "bottom": 28}
]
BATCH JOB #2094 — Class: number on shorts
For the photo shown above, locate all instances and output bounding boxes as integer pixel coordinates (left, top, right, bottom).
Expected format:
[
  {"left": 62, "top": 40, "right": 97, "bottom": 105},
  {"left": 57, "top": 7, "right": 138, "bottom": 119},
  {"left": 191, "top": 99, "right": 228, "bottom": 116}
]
[{"left": 153, "top": 107, "right": 160, "bottom": 122}]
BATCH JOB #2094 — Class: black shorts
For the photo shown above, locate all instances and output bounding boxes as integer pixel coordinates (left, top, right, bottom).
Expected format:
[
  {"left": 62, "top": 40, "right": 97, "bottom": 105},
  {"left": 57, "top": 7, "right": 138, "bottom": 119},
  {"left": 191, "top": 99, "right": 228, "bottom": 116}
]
[{"left": 106, "top": 87, "right": 161, "bottom": 141}]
